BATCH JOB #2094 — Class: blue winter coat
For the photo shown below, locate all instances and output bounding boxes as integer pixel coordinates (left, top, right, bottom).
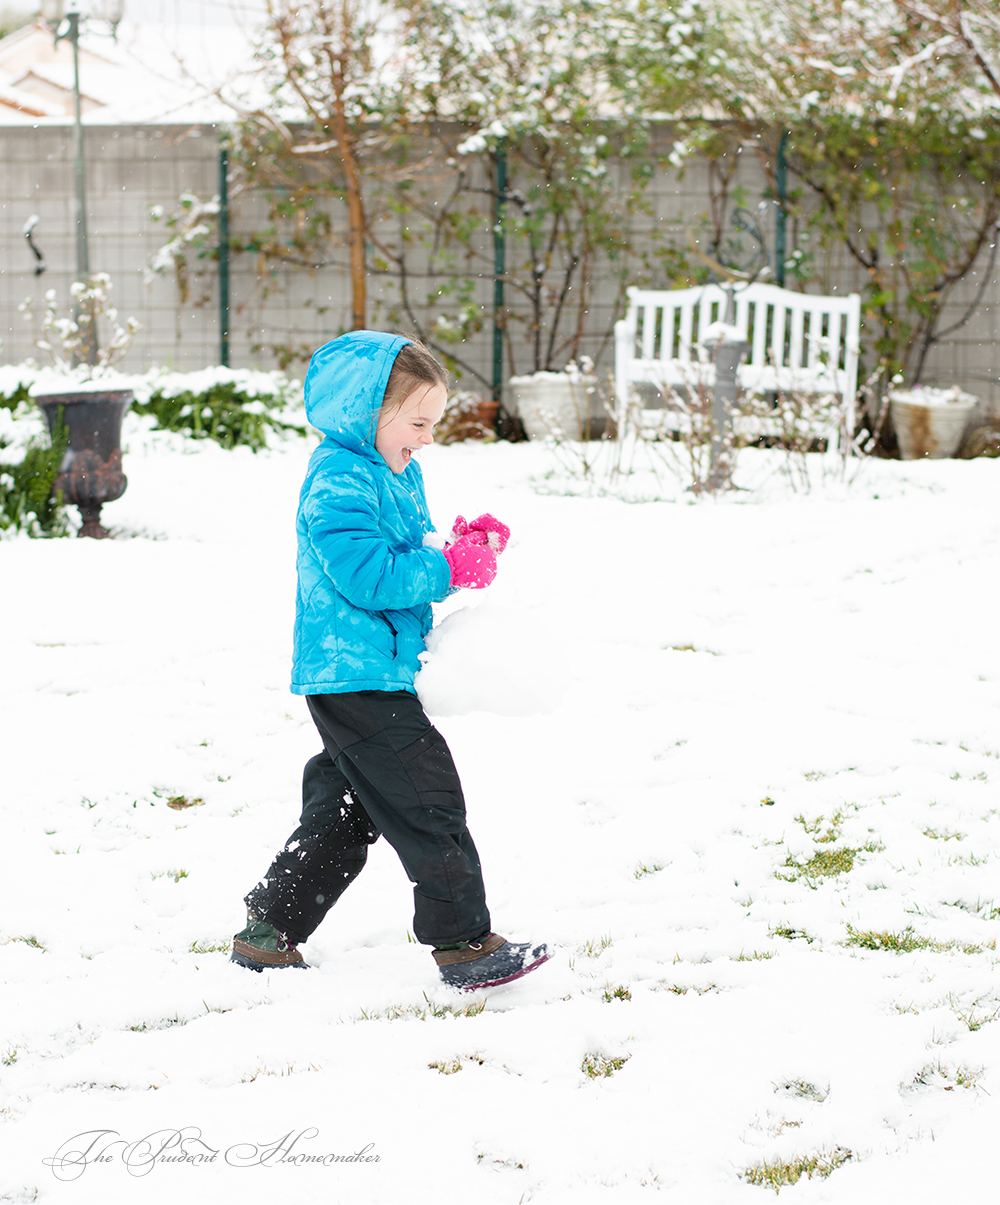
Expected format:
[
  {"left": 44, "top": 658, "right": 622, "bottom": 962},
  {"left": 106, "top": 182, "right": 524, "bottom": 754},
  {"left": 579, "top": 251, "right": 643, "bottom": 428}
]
[{"left": 290, "top": 331, "right": 452, "bottom": 696}]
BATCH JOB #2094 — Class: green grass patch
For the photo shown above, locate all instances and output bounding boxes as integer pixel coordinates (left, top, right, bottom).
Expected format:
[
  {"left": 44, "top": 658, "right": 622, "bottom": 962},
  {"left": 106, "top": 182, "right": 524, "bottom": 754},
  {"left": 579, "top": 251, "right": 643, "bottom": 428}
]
[
  {"left": 954, "top": 1004, "right": 1000, "bottom": 1032},
  {"left": 634, "top": 861, "right": 664, "bottom": 879},
  {"left": 923, "top": 827, "right": 965, "bottom": 841},
  {"left": 128, "top": 1017, "right": 185, "bottom": 1033},
  {"left": 956, "top": 1065, "right": 984, "bottom": 1089},
  {"left": 579, "top": 933, "right": 613, "bottom": 957},
  {"left": 947, "top": 899, "right": 1000, "bottom": 920},
  {"left": 164, "top": 795, "right": 204, "bottom": 810},
  {"left": 795, "top": 811, "right": 844, "bottom": 843},
  {"left": 779, "top": 846, "right": 857, "bottom": 881},
  {"left": 428, "top": 1054, "right": 484, "bottom": 1075},
  {"left": 429, "top": 1057, "right": 463, "bottom": 1075},
  {"left": 189, "top": 939, "right": 231, "bottom": 954},
  {"left": 602, "top": 984, "right": 632, "bottom": 1002},
  {"left": 948, "top": 852, "right": 990, "bottom": 867},
  {"left": 844, "top": 924, "right": 984, "bottom": 955},
  {"left": 744, "top": 1147, "right": 852, "bottom": 1191},
  {"left": 5, "top": 935, "right": 46, "bottom": 951},
  {"left": 770, "top": 926, "right": 814, "bottom": 943},
  {"left": 581, "top": 1052, "right": 630, "bottom": 1079},
  {"left": 776, "top": 1079, "right": 828, "bottom": 1102},
  {"left": 357, "top": 995, "right": 487, "bottom": 1022},
  {"left": 777, "top": 813, "right": 882, "bottom": 885},
  {"left": 913, "top": 1061, "right": 984, "bottom": 1091}
]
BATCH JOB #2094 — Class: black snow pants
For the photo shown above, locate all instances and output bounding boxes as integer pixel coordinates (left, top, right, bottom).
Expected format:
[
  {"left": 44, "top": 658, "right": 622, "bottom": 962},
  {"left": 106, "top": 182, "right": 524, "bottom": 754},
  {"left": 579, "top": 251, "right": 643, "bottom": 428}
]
[{"left": 245, "top": 690, "right": 491, "bottom": 948}]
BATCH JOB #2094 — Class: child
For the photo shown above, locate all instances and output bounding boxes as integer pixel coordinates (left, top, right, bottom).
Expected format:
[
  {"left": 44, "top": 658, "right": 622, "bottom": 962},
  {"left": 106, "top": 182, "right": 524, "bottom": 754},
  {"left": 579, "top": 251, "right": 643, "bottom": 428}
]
[{"left": 231, "top": 331, "right": 549, "bottom": 991}]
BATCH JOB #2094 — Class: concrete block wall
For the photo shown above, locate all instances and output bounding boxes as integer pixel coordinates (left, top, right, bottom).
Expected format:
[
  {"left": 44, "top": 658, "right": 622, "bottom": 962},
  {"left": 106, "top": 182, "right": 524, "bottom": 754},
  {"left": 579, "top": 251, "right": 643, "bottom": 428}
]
[{"left": 1, "top": 121, "right": 997, "bottom": 411}]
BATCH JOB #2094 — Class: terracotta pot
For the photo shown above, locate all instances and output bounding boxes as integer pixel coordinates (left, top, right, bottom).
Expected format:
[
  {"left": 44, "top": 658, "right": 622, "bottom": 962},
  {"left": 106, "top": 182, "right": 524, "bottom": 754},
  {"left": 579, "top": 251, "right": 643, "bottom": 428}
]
[
  {"left": 440, "top": 398, "right": 500, "bottom": 443},
  {"left": 36, "top": 389, "right": 132, "bottom": 538}
]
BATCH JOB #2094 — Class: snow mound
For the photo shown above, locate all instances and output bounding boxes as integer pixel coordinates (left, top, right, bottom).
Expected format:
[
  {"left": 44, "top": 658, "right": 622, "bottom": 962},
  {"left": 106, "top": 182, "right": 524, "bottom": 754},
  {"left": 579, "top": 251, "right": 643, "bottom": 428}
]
[{"left": 416, "top": 603, "right": 568, "bottom": 717}]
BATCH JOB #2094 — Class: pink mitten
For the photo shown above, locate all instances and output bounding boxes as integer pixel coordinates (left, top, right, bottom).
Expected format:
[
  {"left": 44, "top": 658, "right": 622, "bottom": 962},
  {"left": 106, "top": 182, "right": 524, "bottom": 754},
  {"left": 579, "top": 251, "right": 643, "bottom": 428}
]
[
  {"left": 443, "top": 534, "right": 497, "bottom": 589},
  {"left": 468, "top": 513, "right": 510, "bottom": 554},
  {"left": 450, "top": 513, "right": 510, "bottom": 554}
]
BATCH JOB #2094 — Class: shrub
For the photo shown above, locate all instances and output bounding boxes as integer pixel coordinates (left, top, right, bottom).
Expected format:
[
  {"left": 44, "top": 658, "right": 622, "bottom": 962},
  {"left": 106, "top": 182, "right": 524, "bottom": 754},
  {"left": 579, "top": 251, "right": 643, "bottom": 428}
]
[
  {"left": 0, "top": 404, "right": 69, "bottom": 538},
  {"left": 132, "top": 369, "right": 307, "bottom": 452}
]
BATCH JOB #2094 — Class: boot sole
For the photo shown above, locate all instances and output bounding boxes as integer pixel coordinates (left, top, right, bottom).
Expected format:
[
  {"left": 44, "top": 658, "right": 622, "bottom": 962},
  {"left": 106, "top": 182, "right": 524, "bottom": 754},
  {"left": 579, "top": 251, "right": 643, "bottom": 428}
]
[
  {"left": 230, "top": 950, "right": 310, "bottom": 972},
  {"left": 447, "top": 950, "right": 551, "bottom": 992}
]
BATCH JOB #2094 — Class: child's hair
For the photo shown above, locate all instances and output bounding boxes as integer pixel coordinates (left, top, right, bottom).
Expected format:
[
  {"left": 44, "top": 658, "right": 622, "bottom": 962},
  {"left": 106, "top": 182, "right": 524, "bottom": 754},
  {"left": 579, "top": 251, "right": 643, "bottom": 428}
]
[{"left": 381, "top": 340, "right": 449, "bottom": 416}]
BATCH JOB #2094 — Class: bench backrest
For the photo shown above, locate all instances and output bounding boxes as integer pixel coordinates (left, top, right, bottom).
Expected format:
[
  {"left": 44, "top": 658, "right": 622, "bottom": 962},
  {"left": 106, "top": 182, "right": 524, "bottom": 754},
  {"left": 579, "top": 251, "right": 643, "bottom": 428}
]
[{"left": 615, "top": 282, "right": 861, "bottom": 408}]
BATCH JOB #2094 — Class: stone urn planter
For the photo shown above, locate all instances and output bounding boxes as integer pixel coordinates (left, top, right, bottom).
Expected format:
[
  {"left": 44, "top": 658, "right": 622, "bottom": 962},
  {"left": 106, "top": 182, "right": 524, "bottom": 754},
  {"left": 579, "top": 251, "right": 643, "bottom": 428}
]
[
  {"left": 509, "top": 370, "right": 607, "bottom": 441},
  {"left": 36, "top": 388, "right": 133, "bottom": 538},
  {"left": 889, "top": 386, "right": 978, "bottom": 460}
]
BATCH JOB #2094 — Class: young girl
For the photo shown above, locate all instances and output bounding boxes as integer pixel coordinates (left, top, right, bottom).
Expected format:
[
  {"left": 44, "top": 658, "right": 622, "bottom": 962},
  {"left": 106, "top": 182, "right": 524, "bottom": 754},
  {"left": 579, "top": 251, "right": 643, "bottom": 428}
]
[{"left": 231, "top": 331, "right": 549, "bottom": 991}]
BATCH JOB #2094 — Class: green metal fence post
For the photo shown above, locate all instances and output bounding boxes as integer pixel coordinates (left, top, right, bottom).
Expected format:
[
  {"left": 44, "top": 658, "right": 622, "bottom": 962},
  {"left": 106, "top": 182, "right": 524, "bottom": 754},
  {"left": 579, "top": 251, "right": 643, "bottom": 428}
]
[
  {"left": 775, "top": 130, "right": 788, "bottom": 288},
  {"left": 218, "top": 140, "right": 231, "bottom": 368},
  {"left": 492, "top": 136, "right": 507, "bottom": 422}
]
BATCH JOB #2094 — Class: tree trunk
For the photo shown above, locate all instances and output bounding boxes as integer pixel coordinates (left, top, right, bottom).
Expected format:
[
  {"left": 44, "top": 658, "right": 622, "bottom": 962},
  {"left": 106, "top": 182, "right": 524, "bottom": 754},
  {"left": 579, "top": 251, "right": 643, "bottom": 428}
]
[
  {"left": 326, "top": 0, "right": 367, "bottom": 330},
  {"left": 330, "top": 71, "right": 367, "bottom": 330}
]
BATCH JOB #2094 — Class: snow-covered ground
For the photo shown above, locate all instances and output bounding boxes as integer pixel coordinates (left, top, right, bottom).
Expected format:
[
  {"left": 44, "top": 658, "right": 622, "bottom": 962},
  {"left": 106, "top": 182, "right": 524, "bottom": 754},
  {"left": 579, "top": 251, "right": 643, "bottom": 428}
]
[{"left": 2, "top": 420, "right": 999, "bottom": 1203}]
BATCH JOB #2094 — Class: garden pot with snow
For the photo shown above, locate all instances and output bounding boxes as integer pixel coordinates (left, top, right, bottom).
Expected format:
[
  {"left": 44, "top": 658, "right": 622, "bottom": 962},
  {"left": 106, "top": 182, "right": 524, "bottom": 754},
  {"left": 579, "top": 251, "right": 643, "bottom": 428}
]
[
  {"left": 36, "top": 388, "right": 132, "bottom": 538},
  {"left": 508, "top": 369, "right": 606, "bottom": 441},
  {"left": 889, "top": 386, "right": 978, "bottom": 460}
]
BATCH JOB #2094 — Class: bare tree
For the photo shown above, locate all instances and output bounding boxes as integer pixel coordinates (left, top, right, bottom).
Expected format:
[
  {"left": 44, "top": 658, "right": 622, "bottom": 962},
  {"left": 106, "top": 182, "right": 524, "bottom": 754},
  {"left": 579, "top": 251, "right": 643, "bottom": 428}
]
[{"left": 222, "top": 0, "right": 425, "bottom": 330}]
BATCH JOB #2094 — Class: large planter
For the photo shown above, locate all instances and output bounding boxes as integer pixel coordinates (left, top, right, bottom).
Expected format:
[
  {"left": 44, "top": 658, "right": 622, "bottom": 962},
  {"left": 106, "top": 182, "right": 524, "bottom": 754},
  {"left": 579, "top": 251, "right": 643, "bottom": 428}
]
[
  {"left": 36, "top": 389, "right": 133, "bottom": 538},
  {"left": 889, "top": 387, "right": 977, "bottom": 460},
  {"left": 509, "top": 372, "right": 606, "bottom": 440}
]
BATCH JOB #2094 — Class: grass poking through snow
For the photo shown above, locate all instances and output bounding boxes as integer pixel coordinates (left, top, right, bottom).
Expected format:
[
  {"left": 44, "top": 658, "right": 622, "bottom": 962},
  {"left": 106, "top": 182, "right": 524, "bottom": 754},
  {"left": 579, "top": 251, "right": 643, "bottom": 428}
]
[
  {"left": 744, "top": 1147, "right": 852, "bottom": 1191},
  {"left": 843, "top": 924, "right": 988, "bottom": 955},
  {"left": 581, "top": 1052, "right": 630, "bottom": 1079}
]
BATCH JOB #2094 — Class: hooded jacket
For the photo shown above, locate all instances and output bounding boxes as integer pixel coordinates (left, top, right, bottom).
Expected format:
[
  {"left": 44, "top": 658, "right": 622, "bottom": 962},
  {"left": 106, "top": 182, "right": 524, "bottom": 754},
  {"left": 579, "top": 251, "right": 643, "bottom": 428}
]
[{"left": 290, "top": 331, "right": 452, "bottom": 696}]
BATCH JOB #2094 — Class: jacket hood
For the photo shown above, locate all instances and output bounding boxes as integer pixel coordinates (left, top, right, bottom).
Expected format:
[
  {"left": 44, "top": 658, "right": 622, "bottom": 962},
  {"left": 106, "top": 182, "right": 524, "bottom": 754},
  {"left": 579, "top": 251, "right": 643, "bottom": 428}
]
[{"left": 304, "top": 331, "right": 411, "bottom": 457}]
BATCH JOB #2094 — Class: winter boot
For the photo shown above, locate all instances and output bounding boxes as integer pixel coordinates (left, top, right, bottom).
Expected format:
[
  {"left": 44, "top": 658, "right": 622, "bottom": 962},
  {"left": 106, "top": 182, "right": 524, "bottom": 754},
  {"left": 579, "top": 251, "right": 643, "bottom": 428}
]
[
  {"left": 433, "top": 932, "right": 550, "bottom": 991},
  {"left": 230, "top": 916, "right": 309, "bottom": 972}
]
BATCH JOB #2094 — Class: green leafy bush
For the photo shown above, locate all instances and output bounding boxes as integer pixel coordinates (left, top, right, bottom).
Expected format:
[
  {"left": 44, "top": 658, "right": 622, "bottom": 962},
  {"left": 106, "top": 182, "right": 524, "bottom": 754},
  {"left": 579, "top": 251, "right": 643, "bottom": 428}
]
[
  {"left": 0, "top": 383, "right": 31, "bottom": 412},
  {"left": 0, "top": 404, "right": 69, "bottom": 538},
  {"left": 131, "top": 370, "right": 307, "bottom": 452}
]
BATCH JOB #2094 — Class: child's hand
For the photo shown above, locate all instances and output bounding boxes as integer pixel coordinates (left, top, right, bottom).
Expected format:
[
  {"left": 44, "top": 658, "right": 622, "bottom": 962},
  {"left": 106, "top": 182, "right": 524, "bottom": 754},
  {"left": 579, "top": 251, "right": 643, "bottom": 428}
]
[
  {"left": 443, "top": 533, "right": 498, "bottom": 589},
  {"left": 450, "top": 513, "right": 511, "bottom": 554}
]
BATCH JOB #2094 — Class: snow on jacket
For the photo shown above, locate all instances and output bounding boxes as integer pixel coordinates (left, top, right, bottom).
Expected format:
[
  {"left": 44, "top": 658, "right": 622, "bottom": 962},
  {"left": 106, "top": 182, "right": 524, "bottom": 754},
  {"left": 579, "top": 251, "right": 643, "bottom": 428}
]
[{"left": 290, "top": 331, "right": 452, "bottom": 696}]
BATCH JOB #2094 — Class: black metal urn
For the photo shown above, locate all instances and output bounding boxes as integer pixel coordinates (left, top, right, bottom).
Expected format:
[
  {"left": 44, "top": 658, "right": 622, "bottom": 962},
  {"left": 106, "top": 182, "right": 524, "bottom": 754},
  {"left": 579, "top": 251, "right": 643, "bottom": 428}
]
[{"left": 37, "top": 389, "right": 132, "bottom": 538}]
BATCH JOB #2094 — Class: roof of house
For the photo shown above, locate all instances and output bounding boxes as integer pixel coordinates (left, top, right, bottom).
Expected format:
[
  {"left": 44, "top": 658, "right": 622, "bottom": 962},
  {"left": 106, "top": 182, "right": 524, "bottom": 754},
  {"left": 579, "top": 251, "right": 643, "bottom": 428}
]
[{"left": 0, "top": 7, "right": 261, "bottom": 126}]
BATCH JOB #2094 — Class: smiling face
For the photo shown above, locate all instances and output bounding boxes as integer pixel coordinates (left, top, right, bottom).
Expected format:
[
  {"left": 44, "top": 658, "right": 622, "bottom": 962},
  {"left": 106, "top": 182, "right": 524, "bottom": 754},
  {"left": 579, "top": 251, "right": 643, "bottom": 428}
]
[{"left": 374, "top": 382, "right": 448, "bottom": 473}]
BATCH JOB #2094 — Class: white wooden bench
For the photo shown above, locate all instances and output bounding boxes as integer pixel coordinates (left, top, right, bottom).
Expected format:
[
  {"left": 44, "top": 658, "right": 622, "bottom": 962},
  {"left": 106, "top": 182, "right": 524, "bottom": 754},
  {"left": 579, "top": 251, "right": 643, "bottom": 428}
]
[{"left": 614, "top": 282, "right": 861, "bottom": 446}]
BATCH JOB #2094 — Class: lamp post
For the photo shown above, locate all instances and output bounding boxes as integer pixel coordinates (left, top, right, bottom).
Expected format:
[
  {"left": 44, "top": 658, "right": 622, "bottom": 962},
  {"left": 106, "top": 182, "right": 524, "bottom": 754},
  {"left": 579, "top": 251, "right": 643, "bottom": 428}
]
[
  {"left": 37, "top": 1, "right": 131, "bottom": 539},
  {"left": 40, "top": 0, "right": 124, "bottom": 365}
]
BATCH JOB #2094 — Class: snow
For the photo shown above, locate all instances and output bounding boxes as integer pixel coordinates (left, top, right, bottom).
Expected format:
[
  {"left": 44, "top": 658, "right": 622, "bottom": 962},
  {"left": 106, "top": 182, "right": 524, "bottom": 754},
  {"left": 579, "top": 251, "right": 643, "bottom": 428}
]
[
  {"left": 888, "top": 386, "right": 979, "bottom": 410},
  {"left": 2, "top": 421, "right": 1000, "bottom": 1203}
]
